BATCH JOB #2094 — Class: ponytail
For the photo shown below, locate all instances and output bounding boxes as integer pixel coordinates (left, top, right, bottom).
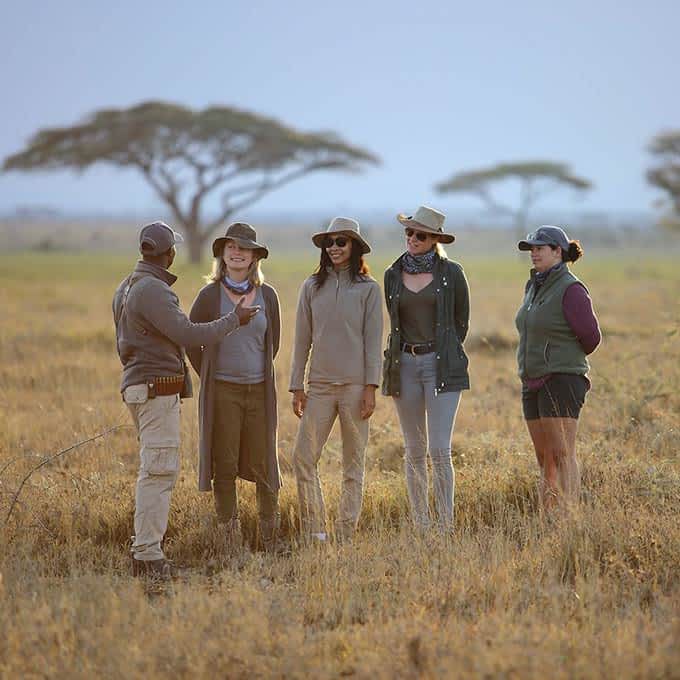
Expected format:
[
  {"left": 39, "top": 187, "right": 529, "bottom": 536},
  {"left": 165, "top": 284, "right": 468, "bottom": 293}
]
[{"left": 562, "top": 239, "right": 583, "bottom": 263}]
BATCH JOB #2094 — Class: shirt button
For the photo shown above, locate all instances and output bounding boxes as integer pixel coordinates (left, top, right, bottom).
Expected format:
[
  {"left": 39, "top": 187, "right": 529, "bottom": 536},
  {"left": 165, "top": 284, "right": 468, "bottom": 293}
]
[
  {"left": 395, "top": 327, "right": 399, "bottom": 331},
  {"left": 436, "top": 355, "right": 441, "bottom": 359}
]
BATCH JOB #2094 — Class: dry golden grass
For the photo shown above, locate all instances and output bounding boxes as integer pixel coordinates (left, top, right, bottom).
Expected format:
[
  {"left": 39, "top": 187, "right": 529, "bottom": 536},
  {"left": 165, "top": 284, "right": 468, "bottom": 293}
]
[{"left": 0, "top": 250, "right": 679, "bottom": 679}]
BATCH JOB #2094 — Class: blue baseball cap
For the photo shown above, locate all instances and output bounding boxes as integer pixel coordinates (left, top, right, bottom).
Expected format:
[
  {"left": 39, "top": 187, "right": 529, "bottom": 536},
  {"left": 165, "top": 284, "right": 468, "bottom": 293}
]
[
  {"left": 518, "top": 225, "right": 570, "bottom": 251},
  {"left": 139, "top": 221, "right": 184, "bottom": 256}
]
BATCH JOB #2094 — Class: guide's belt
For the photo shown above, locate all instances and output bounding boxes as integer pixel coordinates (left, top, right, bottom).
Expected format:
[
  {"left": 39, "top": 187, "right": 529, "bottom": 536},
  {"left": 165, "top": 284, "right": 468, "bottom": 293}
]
[
  {"left": 148, "top": 375, "right": 184, "bottom": 397},
  {"left": 400, "top": 341, "right": 436, "bottom": 356}
]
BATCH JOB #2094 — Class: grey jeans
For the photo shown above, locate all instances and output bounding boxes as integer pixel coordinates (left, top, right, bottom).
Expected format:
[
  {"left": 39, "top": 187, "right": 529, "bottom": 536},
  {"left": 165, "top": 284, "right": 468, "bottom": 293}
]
[{"left": 392, "top": 351, "right": 461, "bottom": 530}]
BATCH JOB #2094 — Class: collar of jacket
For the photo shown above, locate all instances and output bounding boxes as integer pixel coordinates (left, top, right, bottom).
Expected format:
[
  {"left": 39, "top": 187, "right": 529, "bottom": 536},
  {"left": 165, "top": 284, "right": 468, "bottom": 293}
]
[
  {"left": 133, "top": 260, "right": 178, "bottom": 286},
  {"left": 528, "top": 263, "right": 567, "bottom": 292},
  {"left": 326, "top": 265, "right": 353, "bottom": 282}
]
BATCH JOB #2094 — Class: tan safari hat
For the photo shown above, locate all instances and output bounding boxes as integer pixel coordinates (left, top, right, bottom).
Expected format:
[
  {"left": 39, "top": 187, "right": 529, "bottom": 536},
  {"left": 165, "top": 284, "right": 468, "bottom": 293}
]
[
  {"left": 312, "top": 216, "right": 371, "bottom": 254},
  {"left": 397, "top": 205, "right": 456, "bottom": 243}
]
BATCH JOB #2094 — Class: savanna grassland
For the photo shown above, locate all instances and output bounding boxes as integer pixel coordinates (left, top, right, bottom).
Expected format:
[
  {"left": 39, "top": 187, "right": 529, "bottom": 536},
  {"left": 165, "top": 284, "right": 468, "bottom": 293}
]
[{"left": 0, "top": 247, "right": 679, "bottom": 679}]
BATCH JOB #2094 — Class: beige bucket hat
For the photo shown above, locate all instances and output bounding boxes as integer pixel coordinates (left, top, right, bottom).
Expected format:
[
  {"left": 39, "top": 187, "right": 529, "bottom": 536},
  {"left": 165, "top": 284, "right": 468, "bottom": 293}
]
[
  {"left": 312, "top": 216, "right": 371, "bottom": 254},
  {"left": 397, "top": 205, "right": 455, "bottom": 243}
]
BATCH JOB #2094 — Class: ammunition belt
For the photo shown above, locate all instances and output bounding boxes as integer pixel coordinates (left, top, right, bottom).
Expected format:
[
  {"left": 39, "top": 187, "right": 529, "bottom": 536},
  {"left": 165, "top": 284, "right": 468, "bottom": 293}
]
[{"left": 149, "top": 375, "right": 184, "bottom": 397}]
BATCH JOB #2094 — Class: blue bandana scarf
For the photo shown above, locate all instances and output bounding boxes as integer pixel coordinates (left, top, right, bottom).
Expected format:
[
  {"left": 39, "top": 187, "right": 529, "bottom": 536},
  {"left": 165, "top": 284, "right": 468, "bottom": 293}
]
[
  {"left": 402, "top": 249, "right": 436, "bottom": 274},
  {"left": 223, "top": 275, "right": 253, "bottom": 295}
]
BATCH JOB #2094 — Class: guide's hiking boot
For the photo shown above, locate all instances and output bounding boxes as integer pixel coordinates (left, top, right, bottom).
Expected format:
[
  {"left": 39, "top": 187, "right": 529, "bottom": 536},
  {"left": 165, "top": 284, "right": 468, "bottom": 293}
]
[{"left": 131, "top": 557, "right": 174, "bottom": 580}]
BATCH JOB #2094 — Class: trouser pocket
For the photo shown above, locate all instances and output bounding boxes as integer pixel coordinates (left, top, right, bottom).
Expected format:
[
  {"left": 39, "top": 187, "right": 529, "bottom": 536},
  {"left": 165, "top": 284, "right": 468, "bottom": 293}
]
[
  {"left": 123, "top": 384, "right": 149, "bottom": 404},
  {"left": 141, "top": 446, "right": 180, "bottom": 476}
]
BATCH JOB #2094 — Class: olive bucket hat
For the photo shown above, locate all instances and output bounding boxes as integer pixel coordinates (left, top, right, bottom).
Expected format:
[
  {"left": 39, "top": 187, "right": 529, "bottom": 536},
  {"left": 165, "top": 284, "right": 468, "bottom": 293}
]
[{"left": 212, "top": 222, "right": 269, "bottom": 259}]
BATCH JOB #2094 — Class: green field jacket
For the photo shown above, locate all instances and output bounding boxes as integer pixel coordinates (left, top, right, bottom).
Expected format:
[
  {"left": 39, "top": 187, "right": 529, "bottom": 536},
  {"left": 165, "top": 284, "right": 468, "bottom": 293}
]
[
  {"left": 515, "top": 265, "right": 589, "bottom": 380},
  {"left": 382, "top": 254, "right": 470, "bottom": 397}
]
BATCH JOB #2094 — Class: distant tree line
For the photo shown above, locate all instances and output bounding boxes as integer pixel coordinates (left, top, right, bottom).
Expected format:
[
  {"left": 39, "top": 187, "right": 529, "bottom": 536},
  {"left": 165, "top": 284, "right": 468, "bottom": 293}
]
[{"left": 3, "top": 101, "right": 680, "bottom": 261}]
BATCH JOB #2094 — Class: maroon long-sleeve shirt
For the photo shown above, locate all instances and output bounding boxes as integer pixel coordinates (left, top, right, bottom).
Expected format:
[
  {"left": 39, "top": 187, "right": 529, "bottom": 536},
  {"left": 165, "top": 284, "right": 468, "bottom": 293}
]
[{"left": 524, "top": 282, "right": 601, "bottom": 391}]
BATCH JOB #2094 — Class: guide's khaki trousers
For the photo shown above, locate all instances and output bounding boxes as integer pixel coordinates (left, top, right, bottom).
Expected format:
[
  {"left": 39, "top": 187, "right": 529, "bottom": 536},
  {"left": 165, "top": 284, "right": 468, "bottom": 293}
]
[
  {"left": 124, "top": 385, "right": 180, "bottom": 562},
  {"left": 292, "top": 383, "right": 368, "bottom": 539}
]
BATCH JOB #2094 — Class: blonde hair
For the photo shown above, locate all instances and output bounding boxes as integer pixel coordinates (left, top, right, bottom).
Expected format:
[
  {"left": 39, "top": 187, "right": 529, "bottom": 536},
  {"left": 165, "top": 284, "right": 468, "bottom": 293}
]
[
  {"left": 205, "top": 249, "right": 265, "bottom": 286},
  {"left": 435, "top": 242, "right": 448, "bottom": 259}
]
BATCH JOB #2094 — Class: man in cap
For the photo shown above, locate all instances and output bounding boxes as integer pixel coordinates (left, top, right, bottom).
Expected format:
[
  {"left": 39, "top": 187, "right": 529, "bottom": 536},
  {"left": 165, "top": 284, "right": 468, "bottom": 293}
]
[{"left": 113, "top": 221, "right": 259, "bottom": 578}]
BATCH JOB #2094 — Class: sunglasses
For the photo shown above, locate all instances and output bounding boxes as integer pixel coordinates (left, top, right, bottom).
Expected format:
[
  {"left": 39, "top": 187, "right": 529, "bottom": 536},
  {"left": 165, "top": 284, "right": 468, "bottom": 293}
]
[
  {"left": 405, "top": 229, "right": 430, "bottom": 242},
  {"left": 323, "top": 236, "right": 349, "bottom": 248}
]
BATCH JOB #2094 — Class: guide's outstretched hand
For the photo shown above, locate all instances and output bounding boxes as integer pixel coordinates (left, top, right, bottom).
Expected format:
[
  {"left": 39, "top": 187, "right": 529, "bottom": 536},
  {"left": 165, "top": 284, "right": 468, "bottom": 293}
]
[{"left": 234, "top": 296, "right": 260, "bottom": 326}]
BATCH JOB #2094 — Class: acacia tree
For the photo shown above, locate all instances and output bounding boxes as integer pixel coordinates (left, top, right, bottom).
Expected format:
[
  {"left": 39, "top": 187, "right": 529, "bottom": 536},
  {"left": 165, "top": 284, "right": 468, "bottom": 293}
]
[
  {"left": 434, "top": 161, "right": 592, "bottom": 235},
  {"left": 3, "top": 101, "right": 379, "bottom": 261},
  {"left": 647, "top": 130, "right": 680, "bottom": 225}
]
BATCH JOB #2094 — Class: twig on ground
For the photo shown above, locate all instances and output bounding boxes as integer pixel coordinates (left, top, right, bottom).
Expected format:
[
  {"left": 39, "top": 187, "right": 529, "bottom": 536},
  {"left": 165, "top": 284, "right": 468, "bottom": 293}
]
[{"left": 4, "top": 424, "right": 127, "bottom": 526}]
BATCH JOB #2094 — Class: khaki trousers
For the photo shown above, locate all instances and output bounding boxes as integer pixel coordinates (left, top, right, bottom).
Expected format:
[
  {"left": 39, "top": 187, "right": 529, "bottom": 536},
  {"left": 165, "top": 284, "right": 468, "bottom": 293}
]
[
  {"left": 292, "top": 383, "right": 369, "bottom": 538},
  {"left": 124, "top": 385, "right": 180, "bottom": 562}
]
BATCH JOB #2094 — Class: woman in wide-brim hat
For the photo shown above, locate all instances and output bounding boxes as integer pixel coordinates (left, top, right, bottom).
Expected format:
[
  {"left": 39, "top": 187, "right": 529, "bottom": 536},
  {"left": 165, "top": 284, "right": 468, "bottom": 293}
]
[
  {"left": 289, "top": 217, "right": 383, "bottom": 544},
  {"left": 187, "top": 221, "right": 282, "bottom": 553},
  {"left": 382, "top": 206, "right": 470, "bottom": 534},
  {"left": 514, "top": 225, "right": 601, "bottom": 511}
]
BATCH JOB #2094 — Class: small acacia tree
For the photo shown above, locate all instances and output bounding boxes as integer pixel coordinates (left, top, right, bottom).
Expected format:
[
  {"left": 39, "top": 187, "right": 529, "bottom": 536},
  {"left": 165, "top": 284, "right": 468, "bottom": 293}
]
[
  {"left": 434, "top": 161, "right": 592, "bottom": 235},
  {"left": 647, "top": 130, "right": 680, "bottom": 227},
  {"left": 3, "top": 101, "right": 379, "bottom": 262}
]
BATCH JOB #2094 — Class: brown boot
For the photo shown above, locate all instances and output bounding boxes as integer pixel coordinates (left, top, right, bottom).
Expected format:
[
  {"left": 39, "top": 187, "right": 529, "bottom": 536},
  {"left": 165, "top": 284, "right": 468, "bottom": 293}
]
[
  {"left": 131, "top": 557, "right": 174, "bottom": 580},
  {"left": 260, "top": 517, "right": 289, "bottom": 555},
  {"left": 218, "top": 518, "right": 242, "bottom": 553},
  {"left": 260, "top": 517, "right": 280, "bottom": 554}
]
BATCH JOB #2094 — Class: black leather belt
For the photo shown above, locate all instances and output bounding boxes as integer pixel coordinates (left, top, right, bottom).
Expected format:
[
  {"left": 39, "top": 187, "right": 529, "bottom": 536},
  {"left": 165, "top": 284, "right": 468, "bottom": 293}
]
[{"left": 400, "top": 341, "right": 436, "bottom": 356}]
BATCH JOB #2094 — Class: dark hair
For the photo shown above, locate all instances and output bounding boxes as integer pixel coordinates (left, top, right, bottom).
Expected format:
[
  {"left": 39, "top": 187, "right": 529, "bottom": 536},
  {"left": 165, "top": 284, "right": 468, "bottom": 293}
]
[
  {"left": 561, "top": 239, "right": 583, "bottom": 263},
  {"left": 312, "top": 240, "right": 370, "bottom": 289}
]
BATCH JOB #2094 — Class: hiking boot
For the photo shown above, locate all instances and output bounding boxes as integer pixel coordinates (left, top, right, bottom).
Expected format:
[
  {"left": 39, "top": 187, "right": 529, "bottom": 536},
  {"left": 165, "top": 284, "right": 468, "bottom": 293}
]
[
  {"left": 334, "top": 522, "right": 356, "bottom": 545},
  {"left": 260, "top": 516, "right": 288, "bottom": 555},
  {"left": 131, "top": 557, "right": 174, "bottom": 580},
  {"left": 218, "top": 518, "right": 242, "bottom": 553}
]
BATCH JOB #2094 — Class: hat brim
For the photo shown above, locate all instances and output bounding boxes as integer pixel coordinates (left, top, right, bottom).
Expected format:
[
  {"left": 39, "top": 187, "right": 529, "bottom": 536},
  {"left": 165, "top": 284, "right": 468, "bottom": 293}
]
[
  {"left": 212, "top": 237, "right": 268, "bottom": 259},
  {"left": 518, "top": 239, "right": 551, "bottom": 251},
  {"left": 397, "top": 214, "right": 455, "bottom": 244},
  {"left": 311, "top": 230, "right": 371, "bottom": 254}
]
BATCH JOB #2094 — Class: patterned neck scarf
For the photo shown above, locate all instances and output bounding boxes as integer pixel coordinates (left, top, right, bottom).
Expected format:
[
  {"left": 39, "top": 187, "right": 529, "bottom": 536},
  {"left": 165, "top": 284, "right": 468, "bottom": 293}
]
[
  {"left": 402, "top": 249, "right": 436, "bottom": 274},
  {"left": 223, "top": 275, "right": 253, "bottom": 294},
  {"left": 534, "top": 262, "right": 564, "bottom": 288}
]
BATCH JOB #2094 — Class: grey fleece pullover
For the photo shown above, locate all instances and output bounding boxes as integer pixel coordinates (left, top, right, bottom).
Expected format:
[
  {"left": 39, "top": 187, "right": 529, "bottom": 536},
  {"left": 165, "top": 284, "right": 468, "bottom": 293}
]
[
  {"left": 113, "top": 261, "right": 239, "bottom": 395},
  {"left": 289, "top": 267, "right": 383, "bottom": 391}
]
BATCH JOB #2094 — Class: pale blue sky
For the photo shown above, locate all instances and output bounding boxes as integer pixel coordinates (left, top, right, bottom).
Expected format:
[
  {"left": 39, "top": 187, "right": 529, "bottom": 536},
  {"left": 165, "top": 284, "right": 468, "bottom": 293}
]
[{"left": 2, "top": 0, "right": 679, "bottom": 221}]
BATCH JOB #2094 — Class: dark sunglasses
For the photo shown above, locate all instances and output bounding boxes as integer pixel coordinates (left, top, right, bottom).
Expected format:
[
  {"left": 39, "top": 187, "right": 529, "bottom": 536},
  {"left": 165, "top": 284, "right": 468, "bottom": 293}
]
[
  {"left": 323, "top": 236, "right": 349, "bottom": 248},
  {"left": 405, "top": 229, "right": 430, "bottom": 242}
]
